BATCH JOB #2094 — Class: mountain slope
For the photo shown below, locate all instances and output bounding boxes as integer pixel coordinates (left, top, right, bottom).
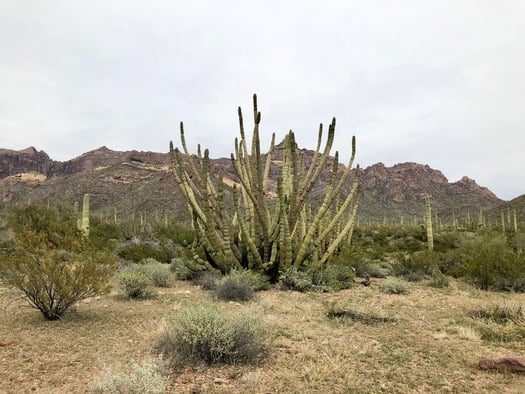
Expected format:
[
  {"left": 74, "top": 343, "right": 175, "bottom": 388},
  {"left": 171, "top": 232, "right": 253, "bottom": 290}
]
[{"left": 0, "top": 146, "right": 506, "bottom": 224}]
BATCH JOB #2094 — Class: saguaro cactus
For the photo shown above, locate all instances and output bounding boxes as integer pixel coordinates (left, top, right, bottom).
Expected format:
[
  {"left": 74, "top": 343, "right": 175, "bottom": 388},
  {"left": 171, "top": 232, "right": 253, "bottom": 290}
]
[
  {"left": 170, "top": 95, "right": 360, "bottom": 278},
  {"left": 425, "top": 195, "right": 434, "bottom": 251},
  {"left": 81, "top": 193, "right": 90, "bottom": 237}
]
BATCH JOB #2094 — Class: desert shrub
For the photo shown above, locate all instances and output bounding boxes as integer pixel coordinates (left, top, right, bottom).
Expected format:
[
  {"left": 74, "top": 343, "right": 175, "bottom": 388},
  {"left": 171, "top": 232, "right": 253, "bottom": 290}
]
[
  {"left": 379, "top": 277, "right": 410, "bottom": 294},
  {"left": 312, "top": 263, "right": 355, "bottom": 291},
  {"left": 0, "top": 204, "right": 117, "bottom": 320},
  {"left": 133, "top": 263, "right": 174, "bottom": 287},
  {"left": 352, "top": 260, "right": 386, "bottom": 278},
  {"left": 170, "top": 257, "right": 210, "bottom": 280},
  {"left": 433, "top": 231, "right": 462, "bottom": 252},
  {"left": 88, "top": 216, "right": 120, "bottom": 250},
  {"left": 428, "top": 266, "right": 450, "bottom": 288},
  {"left": 452, "top": 233, "right": 525, "bottom": 291},
  {"left": 155, "top": 304, "right": 270, "bottom": 365},
  {"left": 337, "top": 253, "right": 389, "bottom": 279},
  {"left": 389, "top": 234, "right": 426, "bottom": 253},
  {"left": 352, "top": 225, "right": 428, "bottom": 255},
  {"left": 511, "top": 232, "right": 525, "bottom": 252},
  {"left": 116, "top": 242, "right": 172, "bottom": 264},
  {"left": 325, "top": 302, "right": 395, "bottom": 325},
  {"left": 117, "top": 267, "right": 156, "bottom": 299},
  {"left": 278, "top": 268, "right": 313, "bottom": 292},
  {"left": 92, "top": 360, "right": 166, "bottom": 394},
  {"left": 368, "top": 261, "right": 391, "bottom": 278},
  {"left": 475, "top": 322, "right": 525, "bottom": 343},
  {"left": 468, "top": 303, "right": 525, "bottom": 324},
  {"left": 194, "top": 272, "right": 220, "bottom": 291},
  {"left": 139, "top": 257, "right": 160, "bottom": 265},
  {"left": 150, "top": 221, "right": 195, "bottom": 245},
  {"left": 392, "top": 250, "right": 436, "bottom": 282},
  {"left": 468, "top": 303, "right": 525, "bottom": 342},
  {"left": 215, "top": 277, "right": 254, "bottom": 301},
  {"left": 435, "top": 248, "right": 464, "bottom": 275},
  {"left": 227, "top": 269, "right": 269, "bottom": 291}
]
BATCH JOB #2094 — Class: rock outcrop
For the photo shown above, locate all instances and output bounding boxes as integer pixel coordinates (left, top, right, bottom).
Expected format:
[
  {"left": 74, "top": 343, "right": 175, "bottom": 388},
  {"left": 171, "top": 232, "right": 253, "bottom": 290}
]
[
  {"left": 0, "top": 147, "right": 54, "bottom": 179},
  {"left": 478, "top": 356, "right": 525, "bottom": 373}
]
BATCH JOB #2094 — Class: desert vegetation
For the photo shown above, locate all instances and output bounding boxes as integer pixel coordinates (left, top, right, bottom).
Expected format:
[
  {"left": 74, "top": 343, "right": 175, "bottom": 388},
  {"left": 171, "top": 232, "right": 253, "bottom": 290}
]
[
  {"left": 1, "top": 196, "right": 525, "bottom": 392},
  {"left": 1, "top": 97, "right": 525, "bottom": 392},
  {"left": 169, "top": 94, "right": 359, "bottom": 281}
]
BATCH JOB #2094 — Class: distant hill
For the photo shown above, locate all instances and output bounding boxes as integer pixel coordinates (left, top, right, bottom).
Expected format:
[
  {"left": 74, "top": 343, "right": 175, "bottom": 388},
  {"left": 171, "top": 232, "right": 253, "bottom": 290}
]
[
  {"left": 359, "top": 162, "right": 502, "bottom": 223},
  {"left": 485, "top": 194, "right": 525, "bottom": 228},
  {"left": 0, "top": 144, "right": 508, "bottom": 225}
]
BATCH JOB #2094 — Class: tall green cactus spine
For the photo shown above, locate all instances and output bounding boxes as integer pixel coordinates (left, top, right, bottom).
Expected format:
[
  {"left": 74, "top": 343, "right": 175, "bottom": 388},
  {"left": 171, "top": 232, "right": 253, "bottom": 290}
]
[
  {"left": 425, "top": 195, "right": 433, "bottom": 252},
  {"left": 81, "top": 193, "right": 90, "bottom": 237}
]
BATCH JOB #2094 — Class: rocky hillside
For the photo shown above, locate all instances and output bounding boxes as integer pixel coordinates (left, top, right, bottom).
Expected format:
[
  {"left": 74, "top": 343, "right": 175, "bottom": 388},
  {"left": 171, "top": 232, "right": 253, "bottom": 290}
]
[
  {"left": 0, "top": 145, "right": 505, "bottom": 224},
  {"left": 359, "top": 162, "right": 502, "bottom": 222},
  {"left": 485, "top": 194, "right": 525, "bottom": 228}
]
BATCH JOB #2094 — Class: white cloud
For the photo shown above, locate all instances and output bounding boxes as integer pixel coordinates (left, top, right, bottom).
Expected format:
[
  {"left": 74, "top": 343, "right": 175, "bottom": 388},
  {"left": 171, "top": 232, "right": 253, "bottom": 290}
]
[{"left": 0, "top": 1, "right": 524, "bottom": 199}]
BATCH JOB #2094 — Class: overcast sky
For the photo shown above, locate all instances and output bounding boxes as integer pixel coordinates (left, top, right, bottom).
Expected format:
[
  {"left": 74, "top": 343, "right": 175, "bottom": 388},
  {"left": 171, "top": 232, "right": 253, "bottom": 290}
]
[{"left": 1, "top": 1, "right": 524, "bottom": 200}]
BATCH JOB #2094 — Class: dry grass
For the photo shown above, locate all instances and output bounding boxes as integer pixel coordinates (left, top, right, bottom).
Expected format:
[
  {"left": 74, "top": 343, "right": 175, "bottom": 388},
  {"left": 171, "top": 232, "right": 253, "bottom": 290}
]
[{"left": 2, "top": 279, "right": 525, "bottom": 393}]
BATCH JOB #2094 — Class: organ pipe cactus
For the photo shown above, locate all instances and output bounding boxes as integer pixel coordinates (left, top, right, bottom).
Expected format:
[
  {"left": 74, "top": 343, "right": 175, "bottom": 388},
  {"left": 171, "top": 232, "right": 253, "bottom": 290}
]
[
  {"left": 425, "top": 195, "right": 434, "bottom": 251},
  {"left": 81, "top": 193, "right": 90, "bottom": 237},
  {"left": 169, "top": 95, "right": 360, "bottom": 279}
]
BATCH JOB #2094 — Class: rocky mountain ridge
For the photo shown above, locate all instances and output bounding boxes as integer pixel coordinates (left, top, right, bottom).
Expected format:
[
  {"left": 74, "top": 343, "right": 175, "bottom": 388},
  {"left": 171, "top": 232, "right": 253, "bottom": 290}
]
[{"left": 0, "top": 145, "right": 506, "bottom": 223}]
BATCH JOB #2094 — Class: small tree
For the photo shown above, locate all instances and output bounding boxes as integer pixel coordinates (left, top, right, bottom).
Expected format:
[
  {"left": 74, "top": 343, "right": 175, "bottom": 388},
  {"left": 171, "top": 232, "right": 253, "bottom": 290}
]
[{"left": 0, "top": 204, "right": 117, "bottom": 320}]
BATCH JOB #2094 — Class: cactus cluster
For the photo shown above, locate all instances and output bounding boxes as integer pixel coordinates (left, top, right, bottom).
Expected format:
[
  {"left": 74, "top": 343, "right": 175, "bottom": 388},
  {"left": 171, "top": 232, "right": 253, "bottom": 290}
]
[{"left": 169, "top": 95, "right": 360, "bottom": 279}]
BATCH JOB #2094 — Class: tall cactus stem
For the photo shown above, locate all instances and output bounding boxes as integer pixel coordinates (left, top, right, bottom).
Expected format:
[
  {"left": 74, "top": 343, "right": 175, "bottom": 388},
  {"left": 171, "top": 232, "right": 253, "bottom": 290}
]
[
  {"left": 81, "top": 193, "right": 90, "bottom": 237},
  {"left": 425, "top": 195, "right": 433, "bottom": 252}
]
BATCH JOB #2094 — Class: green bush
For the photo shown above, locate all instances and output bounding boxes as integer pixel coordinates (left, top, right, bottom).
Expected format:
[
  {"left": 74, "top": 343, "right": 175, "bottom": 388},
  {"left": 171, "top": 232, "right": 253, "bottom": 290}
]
[
  {"left": 92, "top": 361, "right": 166, "bottom": 394},
  {"left": 452, "top": 233, "right": 525, "bottom": 291},
  {"left": 312, "top": 263, "right": 355, "bottom": 291},
  {"left": 429, "top": 266, "right": 450, "bottom": 288},
  {"left": 155, "top": 304, "right": 270, "bottom": 365},
  {"left": 88, "top": 216, "right": 120, "bottom": 250},
  {"left": 392, "top": 250, "right": 436, "bottom": 282},
  {"left": 139, "top": 257, "right": 161, "bottom": 265},
  {"left": 194, "top": 272, "right": 220, "bottom": 291},
  {"left": 433, "top": 231, "right": 462, "bottom": 252},
  {"left": 215, "top": 277, "right": 254, "bottom": 302},
  {"left": 117, "top": 242, "right": 172, "bottom": 264},
  {"left": 150, "top": 221, "right": 195, "bottom": 245},
  {"left": 227, "top": 269, "right": 269, "bottom": 291},
  {"left": 0, "top": 204, "right": 117, "bottom": 320},
  {"left": 170, "top": 257, "right": 210, "bottom": 280},
  {"left": 278, "top": 268, "right": 313, "bottom": 292},
  {"left": 117, "top": 268, "right": 156, "bottom": 299},
  {"left": 134, "top": 263, "right": 174, "bottom": 287},
  {"left": 345, "top": 257, "right": 389, "bottom": 279},
  {"left": 379, "top": 277, "right": 410, "bottom": 294},
  {"left": 468, "top": 302, "right": 525, "bottom": 343},
  {"left": 468, "top": 303, "right": 525, "bottom": 324}
]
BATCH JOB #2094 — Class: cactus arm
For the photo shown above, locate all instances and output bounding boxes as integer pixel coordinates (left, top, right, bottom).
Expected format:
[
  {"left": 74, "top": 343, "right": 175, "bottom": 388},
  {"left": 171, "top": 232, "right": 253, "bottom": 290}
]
[
  {"left": 232, "top": 186, "right": 263, "bottom": 269},
  {"left": 318, "top": 190, "right": 360, "bottom": 266},
  {"left": 277, "top": 177, "right": 293, "bottom": 269},
  {"left": 81, "top": 193, "right": 90, "bottom": 237},
  {"left": 315, "top": 166, "right": 360, "bottom": 245},
  {"left": 295, "top": 119, "right": 335, "bottom": 211},
  {"left": 293, "top": 136, "right": 358, "bottom": 268},
  {"left": 262, "top": 133, "right": 275, "bottom": 191},
  {"left": 169, "top": 144, "right": 206, "bottom": 223}
]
